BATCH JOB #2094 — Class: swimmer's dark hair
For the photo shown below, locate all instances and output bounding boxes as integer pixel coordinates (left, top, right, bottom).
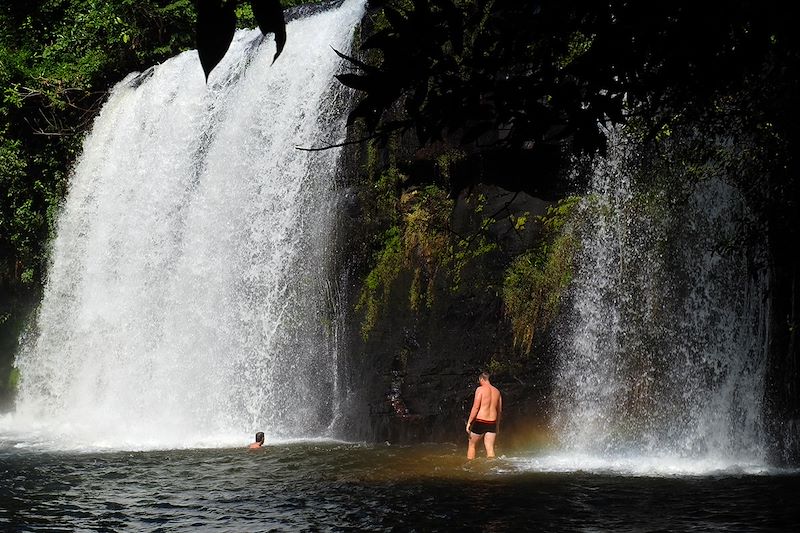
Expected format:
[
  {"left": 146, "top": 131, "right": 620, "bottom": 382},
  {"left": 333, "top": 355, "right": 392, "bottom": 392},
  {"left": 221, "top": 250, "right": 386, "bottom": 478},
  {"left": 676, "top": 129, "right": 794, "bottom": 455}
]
[
  {"left": 479, "top": 371, "right": 490, "bottom": 382},
  {"left": 255, "top": 431, "right": 265, "bottom": 444}
]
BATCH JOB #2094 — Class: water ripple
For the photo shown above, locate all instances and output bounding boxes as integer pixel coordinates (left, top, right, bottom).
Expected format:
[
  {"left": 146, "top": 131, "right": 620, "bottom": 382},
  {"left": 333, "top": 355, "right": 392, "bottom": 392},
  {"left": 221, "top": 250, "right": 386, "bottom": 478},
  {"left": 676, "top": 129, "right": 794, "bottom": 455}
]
[{"left": 1, "top": 443, "right": 798, "bottom": 531}]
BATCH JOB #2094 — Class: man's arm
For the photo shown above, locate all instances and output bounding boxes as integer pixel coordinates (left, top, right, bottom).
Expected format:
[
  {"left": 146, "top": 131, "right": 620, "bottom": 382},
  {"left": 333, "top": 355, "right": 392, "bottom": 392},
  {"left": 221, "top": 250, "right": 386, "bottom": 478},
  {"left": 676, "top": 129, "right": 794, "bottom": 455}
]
[{"left": 466, "top": 388, "right": 482, "bottom": 433}]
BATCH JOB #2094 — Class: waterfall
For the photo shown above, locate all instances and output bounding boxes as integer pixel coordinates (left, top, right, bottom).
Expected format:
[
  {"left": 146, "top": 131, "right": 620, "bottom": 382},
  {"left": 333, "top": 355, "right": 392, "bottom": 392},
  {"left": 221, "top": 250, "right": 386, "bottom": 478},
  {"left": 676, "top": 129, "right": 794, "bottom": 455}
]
[
  {"left": 8, "top": 0, "right": 366, "bottom": 450},
  {"left": 551, "top": 132, "right": 769, "bottom": 470}
]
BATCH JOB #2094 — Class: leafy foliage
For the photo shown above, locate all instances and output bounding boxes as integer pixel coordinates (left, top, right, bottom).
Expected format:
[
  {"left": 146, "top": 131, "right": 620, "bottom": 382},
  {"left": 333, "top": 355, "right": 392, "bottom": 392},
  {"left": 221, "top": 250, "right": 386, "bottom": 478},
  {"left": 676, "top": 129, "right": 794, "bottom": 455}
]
[
  {"left": 337, "top": 1, "right": 799, "bottom": 191},
  {"left": 356, "top": 178, "right": 454, "bottom": 338},
  {"left": 503, "top": 196, "right": 582, "bottom": 353},
  {"left": 0, "top": 1, "right": 203, "bottom": 295},
  {"left": 355, "top": 161, "right": 501, "bottom": 339}
]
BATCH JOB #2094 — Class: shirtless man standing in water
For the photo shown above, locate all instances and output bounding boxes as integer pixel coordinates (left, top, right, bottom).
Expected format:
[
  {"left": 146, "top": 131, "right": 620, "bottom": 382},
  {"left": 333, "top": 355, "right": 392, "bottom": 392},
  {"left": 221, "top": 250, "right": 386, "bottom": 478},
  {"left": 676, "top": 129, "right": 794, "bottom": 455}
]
[{"left": 466, "top": 372, "right": 502, "bottom": 459}]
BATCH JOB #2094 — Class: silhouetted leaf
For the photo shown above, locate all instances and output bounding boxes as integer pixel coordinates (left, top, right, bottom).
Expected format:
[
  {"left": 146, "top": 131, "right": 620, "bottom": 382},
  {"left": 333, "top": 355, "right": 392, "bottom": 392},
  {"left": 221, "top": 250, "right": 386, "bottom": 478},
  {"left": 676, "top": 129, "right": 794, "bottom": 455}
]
[
  {"left": 251, "top": 0, "right": 286, "bottom": 63},
  {"left": 361, "top": 29, "right": 396, "bottom": 52},
  {"left": 336, "top": 73, "right": 376, "bottom": 92},
  {"left": 196, "top": 0, "right": 237, "bottom": 81},
  {"left": 331, "top": 47, "right": 381, "bottom": 75}
]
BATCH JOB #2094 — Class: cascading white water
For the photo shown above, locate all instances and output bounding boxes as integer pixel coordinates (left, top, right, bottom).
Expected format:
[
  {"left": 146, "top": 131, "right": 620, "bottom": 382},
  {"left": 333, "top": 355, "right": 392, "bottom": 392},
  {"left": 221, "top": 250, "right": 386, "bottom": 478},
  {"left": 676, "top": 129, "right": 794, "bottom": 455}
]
[
  {"left": 550, "top": 132, "right": 769, "bottom": 472},
  {"left": 6, "top": 0, "right": 366, "bottom": 450}
]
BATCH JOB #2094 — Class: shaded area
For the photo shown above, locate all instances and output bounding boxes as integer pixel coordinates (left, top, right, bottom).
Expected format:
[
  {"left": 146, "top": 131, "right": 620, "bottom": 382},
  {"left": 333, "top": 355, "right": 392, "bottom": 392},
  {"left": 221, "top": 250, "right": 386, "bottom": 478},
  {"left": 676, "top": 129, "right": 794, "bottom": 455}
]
[{"left": 334, "top": 0, "right": 800, "bottom": 463}]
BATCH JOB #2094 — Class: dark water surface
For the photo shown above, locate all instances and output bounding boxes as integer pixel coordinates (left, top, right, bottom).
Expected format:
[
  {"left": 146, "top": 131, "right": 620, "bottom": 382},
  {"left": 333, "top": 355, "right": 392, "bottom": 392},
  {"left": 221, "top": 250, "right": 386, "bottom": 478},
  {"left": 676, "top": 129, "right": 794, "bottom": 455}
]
[{"left": 2, "top": 442, "right": 798, "bottom": 532}]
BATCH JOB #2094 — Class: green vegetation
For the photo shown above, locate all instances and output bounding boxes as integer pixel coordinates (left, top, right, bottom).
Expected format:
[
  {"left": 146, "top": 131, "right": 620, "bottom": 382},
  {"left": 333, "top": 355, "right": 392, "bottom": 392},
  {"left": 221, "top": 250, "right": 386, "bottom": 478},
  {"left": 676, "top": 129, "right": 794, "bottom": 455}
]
[
  {"left": 503, "top": 196, "right": 582, "bottom": 353},
  {"left": 355, "top": 175, "right": 456, "bottom": 339},
  {"left": 7, "top": 367, "right": 20, "bottom": 393},
  {"left": 354, "top": 146, "right": 501, "bottom": 340}
]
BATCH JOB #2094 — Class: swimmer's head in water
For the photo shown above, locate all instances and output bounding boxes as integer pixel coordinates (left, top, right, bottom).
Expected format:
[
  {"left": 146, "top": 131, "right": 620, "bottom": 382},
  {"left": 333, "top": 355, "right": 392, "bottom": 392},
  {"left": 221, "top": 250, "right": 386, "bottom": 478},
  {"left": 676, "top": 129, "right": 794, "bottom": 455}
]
[{"left": 255, "top": 431, "right": 265, "bottom": 444}]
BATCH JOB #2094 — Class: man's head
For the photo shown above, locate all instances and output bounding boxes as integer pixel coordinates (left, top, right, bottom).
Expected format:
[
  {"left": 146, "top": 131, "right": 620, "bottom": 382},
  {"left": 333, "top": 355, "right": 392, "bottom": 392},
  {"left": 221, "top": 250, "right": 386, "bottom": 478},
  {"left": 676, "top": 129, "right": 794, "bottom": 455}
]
[
  {"left": 255, "top": 431, "right": 265, "bottom": 444},
  {"left": 478, "top": 371, "right": 490, "bottom": 384}
]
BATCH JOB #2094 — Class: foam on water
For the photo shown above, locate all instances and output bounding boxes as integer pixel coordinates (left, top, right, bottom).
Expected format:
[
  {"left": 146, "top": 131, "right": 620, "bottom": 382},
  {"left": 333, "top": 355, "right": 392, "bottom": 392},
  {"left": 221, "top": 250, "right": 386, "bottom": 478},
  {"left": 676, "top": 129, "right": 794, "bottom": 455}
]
[
  {"left": 0, "top": 411, "right": 351, "bottom": 453},
  {"left": 500, "top": 452, "right": 790, "bottom": 477}
]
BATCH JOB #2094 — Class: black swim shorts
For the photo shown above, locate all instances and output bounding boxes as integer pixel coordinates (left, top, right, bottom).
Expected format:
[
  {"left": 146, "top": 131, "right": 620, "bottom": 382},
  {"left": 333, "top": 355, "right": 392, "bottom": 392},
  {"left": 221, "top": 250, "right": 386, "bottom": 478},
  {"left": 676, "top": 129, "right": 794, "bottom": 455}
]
[{"left": 470, "top": 418, "right": 497, "bottom": 435}]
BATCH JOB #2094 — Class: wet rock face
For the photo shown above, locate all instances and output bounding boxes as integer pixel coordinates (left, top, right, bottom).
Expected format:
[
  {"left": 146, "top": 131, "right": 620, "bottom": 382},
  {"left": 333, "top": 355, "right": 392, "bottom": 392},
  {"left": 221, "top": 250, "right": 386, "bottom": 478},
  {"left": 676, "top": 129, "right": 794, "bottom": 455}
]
[
  {"left": 336, "top": 273, "right": 494, "bottom": 444},
  {"left": 765, "top": 250, "right": 800, "bottom": 465},
  {"left": 335, "top": 180, "right": 554, "bottom": 446}
]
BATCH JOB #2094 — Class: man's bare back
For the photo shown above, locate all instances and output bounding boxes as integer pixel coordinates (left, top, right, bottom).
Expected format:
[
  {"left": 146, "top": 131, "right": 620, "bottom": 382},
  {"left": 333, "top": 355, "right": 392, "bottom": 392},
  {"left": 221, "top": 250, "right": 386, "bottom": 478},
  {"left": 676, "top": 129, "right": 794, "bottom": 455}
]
[
  {"left": 466, "top": 372, "right": 502, "bottom": 459},
  {"left": 473, "top": 384, "right": 501, "bottom": 421}
]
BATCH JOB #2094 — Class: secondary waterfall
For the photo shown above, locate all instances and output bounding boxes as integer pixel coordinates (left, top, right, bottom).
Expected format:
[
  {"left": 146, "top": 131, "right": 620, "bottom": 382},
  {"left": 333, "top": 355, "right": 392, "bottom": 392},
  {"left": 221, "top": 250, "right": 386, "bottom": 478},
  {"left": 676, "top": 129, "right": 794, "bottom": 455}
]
[
  {"left": 9, "top": 0, "right": 366, "bottom": 450},
  {"left": 551, "top": 133, "right": 769, "bottom": 471}
]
